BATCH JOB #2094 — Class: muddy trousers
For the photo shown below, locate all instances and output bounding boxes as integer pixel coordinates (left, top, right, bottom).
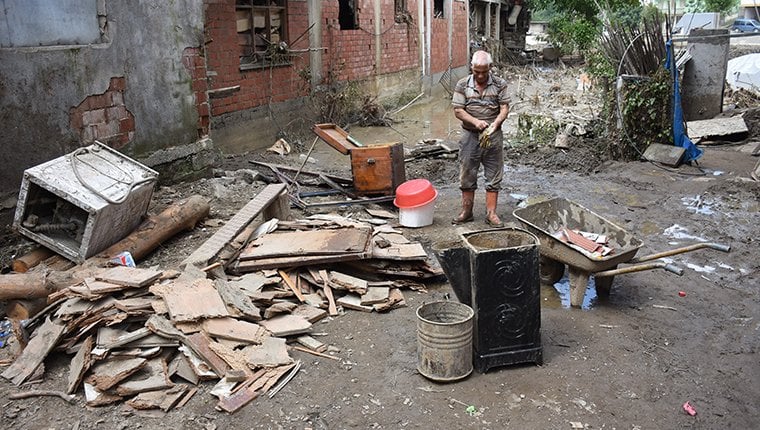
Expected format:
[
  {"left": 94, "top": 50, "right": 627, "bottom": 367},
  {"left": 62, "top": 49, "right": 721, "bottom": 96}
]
[{"left": 457, "top": 129, "right": 504, "bottom": 192}]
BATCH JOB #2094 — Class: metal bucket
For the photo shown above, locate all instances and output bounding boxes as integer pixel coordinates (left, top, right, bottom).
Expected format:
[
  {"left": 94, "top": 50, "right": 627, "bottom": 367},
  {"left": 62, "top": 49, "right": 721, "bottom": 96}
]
[{"left": 416, "top": 301, "right": 474, "bottom": 382}]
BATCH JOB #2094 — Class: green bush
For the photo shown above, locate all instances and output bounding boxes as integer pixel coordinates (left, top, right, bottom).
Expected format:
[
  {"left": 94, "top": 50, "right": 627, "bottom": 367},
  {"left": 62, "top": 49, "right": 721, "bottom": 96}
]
[{"left": 546, "top": 14, "right": 599, "bottom": 55}]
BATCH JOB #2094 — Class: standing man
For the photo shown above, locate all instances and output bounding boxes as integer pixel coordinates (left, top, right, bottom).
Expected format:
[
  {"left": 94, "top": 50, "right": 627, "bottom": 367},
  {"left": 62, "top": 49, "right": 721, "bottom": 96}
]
[{"left": 451, "top": 50, "right": 509, "bottom": 227}]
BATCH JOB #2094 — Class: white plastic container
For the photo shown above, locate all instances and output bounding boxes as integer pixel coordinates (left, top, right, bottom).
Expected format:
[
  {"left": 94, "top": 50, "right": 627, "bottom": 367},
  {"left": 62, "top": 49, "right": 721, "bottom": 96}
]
[{"left": 398, "top": 197, "right": 436, "bottom": 227}]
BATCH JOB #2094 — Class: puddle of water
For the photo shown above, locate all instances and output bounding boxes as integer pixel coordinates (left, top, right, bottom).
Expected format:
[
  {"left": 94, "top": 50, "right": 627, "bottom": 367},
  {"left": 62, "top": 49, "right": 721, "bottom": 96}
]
[
  {"left": 541, "top": 274, "right": 598, "bottom": 310},
  {"left": 663, "top": 224, "right": 708, "bottom": 242},
  {"left": 685, "top": 262, "right": 716, "bottom": 273},
  {"left": 681, "top": 195, "right": 715, "bottom": 215}
]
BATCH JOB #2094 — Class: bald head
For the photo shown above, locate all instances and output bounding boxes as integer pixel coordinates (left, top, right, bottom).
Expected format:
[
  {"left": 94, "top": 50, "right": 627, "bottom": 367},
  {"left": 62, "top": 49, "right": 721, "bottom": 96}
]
[{"left": 471, "top": 50, "right": 493, "bottom": 67}]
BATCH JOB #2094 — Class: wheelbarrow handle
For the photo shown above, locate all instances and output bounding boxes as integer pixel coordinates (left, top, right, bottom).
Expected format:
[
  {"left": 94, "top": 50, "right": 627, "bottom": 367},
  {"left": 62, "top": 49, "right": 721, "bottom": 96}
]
[
  {"left": 663, "top": 263, "right": 685, "bottom": 276},
  {"left": 594, "top": 261, "right": 684, "bottom": 278},
  {"left": 629, "top": 242, "right": 731, "bottom": 264}
]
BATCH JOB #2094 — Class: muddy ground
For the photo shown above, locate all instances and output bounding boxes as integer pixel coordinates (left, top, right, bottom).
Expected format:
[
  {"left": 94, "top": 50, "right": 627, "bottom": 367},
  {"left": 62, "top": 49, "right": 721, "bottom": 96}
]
[{"left": 1, "top": 58, "right": 759, "bottom": 429}]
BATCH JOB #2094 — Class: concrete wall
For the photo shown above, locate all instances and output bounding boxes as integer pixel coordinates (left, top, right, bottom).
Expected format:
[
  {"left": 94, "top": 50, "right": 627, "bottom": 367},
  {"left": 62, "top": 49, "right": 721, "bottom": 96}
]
[
  {"left": 0, "top": 1, "right": 208, "bottom": 195},
  {"left": 681, "top": 29, "right": 730, "bottom": 121}
]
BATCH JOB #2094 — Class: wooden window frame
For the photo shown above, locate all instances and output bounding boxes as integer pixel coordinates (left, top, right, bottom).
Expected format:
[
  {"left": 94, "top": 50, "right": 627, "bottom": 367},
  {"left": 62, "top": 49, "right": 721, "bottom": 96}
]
[{"left": 236, "top": 0, "right": 289, "bottom": 70}]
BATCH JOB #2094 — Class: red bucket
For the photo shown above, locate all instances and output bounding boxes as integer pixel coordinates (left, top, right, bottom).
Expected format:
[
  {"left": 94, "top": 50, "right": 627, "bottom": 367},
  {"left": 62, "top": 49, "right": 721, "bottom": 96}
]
[{"left": 394, "top": 179, "right": 438, "bottom": 208}]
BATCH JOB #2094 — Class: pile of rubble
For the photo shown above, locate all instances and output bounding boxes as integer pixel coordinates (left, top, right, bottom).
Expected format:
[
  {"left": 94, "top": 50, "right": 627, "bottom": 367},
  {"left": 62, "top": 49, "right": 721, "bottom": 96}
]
[{"left": 1, "top": 184, "right": 440, "bottom": 414}]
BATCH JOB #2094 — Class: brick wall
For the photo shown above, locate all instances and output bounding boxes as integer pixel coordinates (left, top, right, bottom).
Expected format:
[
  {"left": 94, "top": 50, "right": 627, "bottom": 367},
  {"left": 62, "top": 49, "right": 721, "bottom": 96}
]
[
  {"left": 322, "top": 0, "right": 420, "bottom": 81},
  {"left": 430, "top": 0, "right": 468, "bottom": 74},
  {"left": 204, "top": 0, "right": 309, "bottom": 117},
  {"left": 203, "top": 0, "right": 467, "bottom": 118},
  {"left": 69, "top": 77, "right": 135, "bottom": 149}
]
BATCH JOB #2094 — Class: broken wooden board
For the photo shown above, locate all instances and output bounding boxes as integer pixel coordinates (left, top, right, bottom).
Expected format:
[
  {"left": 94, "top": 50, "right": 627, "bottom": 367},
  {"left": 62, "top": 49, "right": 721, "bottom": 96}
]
[
  {"left": 185, "top": 332, "right": 231, "bottom": 377},
  {"left": 239, "top": 227, "right": 373, "bottom": 260},
  {"left": 360, "top": 286, "right": 390, "bottom": 305},
  {"left": 296, "top": 335, "right": 327, "bottom": 353},
  {"left": 371, "top": 235, "right": 428, "bottom": 260},
  {"left": 207, "top": 340, "right": 251, "bottom": 372},
  {"left": 67, "top": 335, "right": 94, "bottom": 394},
  {"left": 365, "top": 208, "right": 396, "bottom": 219},
  {"left": 233, "top": 250, "right": 372, "bottom": 272},
  {"left": 87, "top": 357, "right": 147, "bottom": 391},
  {"left": 278, "top": 269, "right": 305, "bottom": 302},
  {"left": 343, "top": 259, "right": 444, "bottom": 279},
  {"left": 161, "top": 278, "right": 229, "bottom": 322},
  {"left": 203, "top": 318, "right": 268, "bottom": 344},
  {"left": 95, "top": 266, "right": 163, "bottom": 288},
  {"left": 67, "top": 280, "right": 130, "bottom": 300},
  {"left": 642, "top": 143, "right": 686, "bottom": 167},
  {"left": 245, "top": 337, "right": 293, "bottom": 368},
  {"left": 56, "top": 297, "right": 92, "bottom": 319},
  {"left": 263, "top": 302, "right": 298, "bottom": 319},
  {"left": 259, "top": 314, "right": 312, "bottom": 337},
  {"left": 215, "top": 368, "right": 268, "bottom": 413},
  {"left": 115, "top": 358, "right": 173, "bottom": 396},
  {"left": 126, "top": 384, "right": 188, "bottom": 411},
  {"left": 84, "top": 382, "right": 123, "bottom": 406},
  {"left": 215, "top": 279, "right": 262, "bottom": 321},
  {"left": 177, "top": 345, "right": 217, "bottom": 380},
  {"left": 181, "top": 183, "right": 288, "bottom": 268},
  {"left": 97, "top": 326, "right": 152, "bottom": 349},
  {"left": 373, "top": 288, "right": 407, "bottom": 312},
  {"left": 2, "top": 317, "right": 67, "bottom": 386},
  {"left": 291, "top": 304, "right": 328, "bottom": 323},
  {"left": 145, "top": 315, "right": 228, "bottom": 378},
  {"left": 328, "top": 271, "right": 368, "bottom": 294},
  {"left": 114, "top": 297, "right": 156, "bottom": 313},
  {"left": 228, "top": 272, "right": 281, "bottom": 295},
  {"left": 336, "top": 294, "right": 374, "bottom": 312},
  {"left": 687, "top": 115, "right": 748, "bottom": 142},
  {"left": 169, "top": 352, "right": 200, "bottom": 385}
]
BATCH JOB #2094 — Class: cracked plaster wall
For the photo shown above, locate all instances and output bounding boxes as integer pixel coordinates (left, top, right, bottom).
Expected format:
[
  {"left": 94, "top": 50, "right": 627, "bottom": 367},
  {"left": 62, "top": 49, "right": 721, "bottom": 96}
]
[{"left": 0, "top": 1, "right": 207, "bottom": 195}]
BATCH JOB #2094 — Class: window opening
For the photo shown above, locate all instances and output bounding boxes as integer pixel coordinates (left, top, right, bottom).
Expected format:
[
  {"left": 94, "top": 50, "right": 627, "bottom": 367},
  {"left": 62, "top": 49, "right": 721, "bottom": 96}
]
[
  {"left": 434, "top": 0, "right": 444, "bottom": 19},
  {"left": 236, "top": 0, "right": 288, "bottom": 69},
  {"left": 338, "top": 0, "right": 358, "bottom": 30}
]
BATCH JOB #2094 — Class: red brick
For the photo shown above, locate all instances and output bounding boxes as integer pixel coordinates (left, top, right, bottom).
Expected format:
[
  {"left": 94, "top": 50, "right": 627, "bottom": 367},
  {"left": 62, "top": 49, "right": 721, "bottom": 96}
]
[
  {"left": 119, "top": 116, "right": 135, "bottom": 133},
  {"left": 109, "top": 77, "right": 127, "bottom": 91}
]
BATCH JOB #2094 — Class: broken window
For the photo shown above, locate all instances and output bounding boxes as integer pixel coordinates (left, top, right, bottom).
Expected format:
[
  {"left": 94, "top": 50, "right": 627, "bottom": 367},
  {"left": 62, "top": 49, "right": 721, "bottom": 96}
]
[
  {"left": 434, "top": 0, "right": 444, "bottom": 19},
  {"left": 338, "top": 0, "right": 358, "bottom": 30},
  {"left": 236, "top": 0, "right": 288, "bottom": 70},
  {"left": 395, "top": 0, "right": 413, "bottom": 24},
  {"left": 395, "top": 0, "right": 407, "bottom": 14}
]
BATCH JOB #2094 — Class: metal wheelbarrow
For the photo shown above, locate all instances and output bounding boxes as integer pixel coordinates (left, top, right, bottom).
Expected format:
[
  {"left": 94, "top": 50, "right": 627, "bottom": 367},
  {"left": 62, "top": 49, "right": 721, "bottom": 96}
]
[{"left": 513, "top": 197, "right": 730, "bottom": 307}]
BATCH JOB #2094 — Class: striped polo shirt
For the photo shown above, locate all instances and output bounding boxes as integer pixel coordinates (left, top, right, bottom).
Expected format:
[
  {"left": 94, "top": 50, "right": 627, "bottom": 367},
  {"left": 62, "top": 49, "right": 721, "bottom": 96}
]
[{"left": 452, "top": 74, "right": 510, "bottom": 131}]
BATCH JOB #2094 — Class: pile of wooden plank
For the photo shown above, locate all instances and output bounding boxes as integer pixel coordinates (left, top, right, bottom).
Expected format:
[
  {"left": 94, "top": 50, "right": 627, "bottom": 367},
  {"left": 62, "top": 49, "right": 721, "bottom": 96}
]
[{"left": 1, "top": 184, "right": 441, "bottom": 414}]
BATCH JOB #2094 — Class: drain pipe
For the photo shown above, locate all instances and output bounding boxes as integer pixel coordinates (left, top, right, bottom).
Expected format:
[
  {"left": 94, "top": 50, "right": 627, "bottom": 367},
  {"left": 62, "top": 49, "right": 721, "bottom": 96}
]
[{"left": 425, "top": 0, "right": 432, "bottom": 80}]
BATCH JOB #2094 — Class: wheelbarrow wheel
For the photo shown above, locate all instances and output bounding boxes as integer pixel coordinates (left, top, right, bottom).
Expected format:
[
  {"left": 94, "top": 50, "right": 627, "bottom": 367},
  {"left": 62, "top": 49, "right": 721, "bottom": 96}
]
[{"left": 539, "top": 256, "right": 565, "bottom": 285}]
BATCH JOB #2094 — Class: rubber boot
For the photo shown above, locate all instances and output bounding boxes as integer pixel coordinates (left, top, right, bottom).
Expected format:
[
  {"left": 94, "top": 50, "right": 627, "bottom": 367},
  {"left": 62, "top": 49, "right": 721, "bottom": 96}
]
[
  {"left": 485, "top": 191, "right": 504, "bottom": 227},
  {"left": 452, "top": 190, "right": 475, "bottom": 224}
]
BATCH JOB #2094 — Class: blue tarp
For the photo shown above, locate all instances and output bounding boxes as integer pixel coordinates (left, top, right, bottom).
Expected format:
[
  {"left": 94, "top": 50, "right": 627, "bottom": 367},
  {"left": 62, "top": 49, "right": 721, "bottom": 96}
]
[{"left": 665, "top": 40, "right": 703, "bottom": 163}]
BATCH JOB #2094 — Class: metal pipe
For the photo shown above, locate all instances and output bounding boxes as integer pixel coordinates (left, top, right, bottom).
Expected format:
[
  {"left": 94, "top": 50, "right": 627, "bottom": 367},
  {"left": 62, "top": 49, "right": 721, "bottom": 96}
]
[
  {"left": 594, "top": 261, "right": 684, "bottom": 278},
  {"left": 629, "top": 242, "right": 731, "bottom": 263}
]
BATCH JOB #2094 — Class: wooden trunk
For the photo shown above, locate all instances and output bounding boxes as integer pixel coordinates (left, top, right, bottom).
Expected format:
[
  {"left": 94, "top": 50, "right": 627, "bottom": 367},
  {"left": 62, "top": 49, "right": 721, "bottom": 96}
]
[{"left": 350, "top": 143, "right": 405, "bottom": 196}]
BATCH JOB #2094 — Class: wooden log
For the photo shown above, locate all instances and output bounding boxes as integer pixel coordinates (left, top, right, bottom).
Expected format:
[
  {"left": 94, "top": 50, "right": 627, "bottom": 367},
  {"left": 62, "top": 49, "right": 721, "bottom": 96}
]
[
  {"left": 95, "top": 194, "right": 210, "bottom": 263},
  {"left": 5, "top": 299, "right": 47, "bottom": 320},
  {"left": 0, "top": 271, "right": 82, "bottom": 301},
  {"left": 12, "top": 247, "right": 55, "bottom": 273},
  {"left": 0, "top": 195, "right": 210, "bottom": 301}
]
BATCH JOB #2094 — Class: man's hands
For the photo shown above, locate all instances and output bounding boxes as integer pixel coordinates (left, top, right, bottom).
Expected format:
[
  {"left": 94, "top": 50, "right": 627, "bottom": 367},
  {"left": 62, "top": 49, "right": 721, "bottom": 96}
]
[
  {"left": 479, "top": 123, "right": 496, "bottom": 148},
  {"left": 474, "top": 119, "right": 490, "bottom": 131}
]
